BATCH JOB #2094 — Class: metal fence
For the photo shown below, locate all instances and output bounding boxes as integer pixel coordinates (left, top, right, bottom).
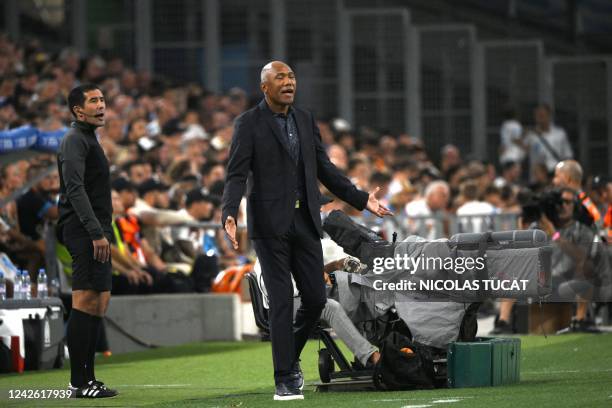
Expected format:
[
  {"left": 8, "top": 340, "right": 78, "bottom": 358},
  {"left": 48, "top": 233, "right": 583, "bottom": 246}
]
[
  {"left": 363, "top": 212, "right": 520, "bottom": 242},
  {"left": 417, "top": 25, "right": 477, "bottom": 161},
  {"left": 476, "top": 40, "right": 544, "bottom": 162},
  {"left": 545, "top": 57, "right": 612, "bottom": 178},
  {"left": 338, "top": 8, "right": 413, "bottom": 135}
]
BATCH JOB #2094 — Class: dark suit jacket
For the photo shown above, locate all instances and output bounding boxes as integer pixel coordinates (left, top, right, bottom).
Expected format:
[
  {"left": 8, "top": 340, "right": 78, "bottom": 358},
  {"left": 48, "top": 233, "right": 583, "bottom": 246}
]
[{"left": 222, "top": 99, "right": 368, "bottom": 239}]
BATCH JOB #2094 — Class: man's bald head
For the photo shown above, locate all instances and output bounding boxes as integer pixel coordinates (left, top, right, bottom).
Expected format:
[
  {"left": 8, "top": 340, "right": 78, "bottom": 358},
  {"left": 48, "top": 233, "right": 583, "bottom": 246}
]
[
  {"left": 260, "top": 61, "right": 292, "bottom": 84},
  {"left": 553, "top": 160, "right": 583, "bottom": 190},
  {"left": 260, "top": 61, "right": 296, "bottom": 113}
]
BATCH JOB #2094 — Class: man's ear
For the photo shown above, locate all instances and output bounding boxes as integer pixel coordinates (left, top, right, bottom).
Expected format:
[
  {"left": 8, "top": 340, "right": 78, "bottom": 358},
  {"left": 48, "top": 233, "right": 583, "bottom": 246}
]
[{"left": 260, "top": 82, "right": 266, "bottom": 94}]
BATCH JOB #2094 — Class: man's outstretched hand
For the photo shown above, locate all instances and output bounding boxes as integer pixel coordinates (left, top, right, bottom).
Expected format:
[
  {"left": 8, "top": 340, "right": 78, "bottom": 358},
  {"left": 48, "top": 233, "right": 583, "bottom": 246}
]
[
  {"left": 224, "top": 216, "right": 239, "bottom": 250},
  {"left": 366, "top": 186, "right": 394, "bottom": 218}
]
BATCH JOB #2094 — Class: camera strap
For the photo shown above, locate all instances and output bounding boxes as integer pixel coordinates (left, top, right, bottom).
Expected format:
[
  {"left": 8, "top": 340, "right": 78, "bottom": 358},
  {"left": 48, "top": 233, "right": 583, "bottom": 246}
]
[{"left": 534, "top": 131, "right": 562, "bottom": 162}]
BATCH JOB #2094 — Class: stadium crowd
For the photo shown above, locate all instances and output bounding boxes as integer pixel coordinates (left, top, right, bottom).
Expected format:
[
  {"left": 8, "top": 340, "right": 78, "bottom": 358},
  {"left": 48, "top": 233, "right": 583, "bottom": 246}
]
[{"left": 0, "top": 33, "right": 611, "bottom": 332}]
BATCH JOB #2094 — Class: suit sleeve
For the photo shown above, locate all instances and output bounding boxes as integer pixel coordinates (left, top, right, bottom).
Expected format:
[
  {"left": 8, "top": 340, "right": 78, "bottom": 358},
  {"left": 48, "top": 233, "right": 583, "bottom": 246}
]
[
  {"left": 222, "top": 115, "right": 253, "bottom": 226},
  {"left": 312, "top": 115, "right": 368, "bottom": 211},
  {"left": 60, "top": 133, "right": 105, "bottom": 240}
]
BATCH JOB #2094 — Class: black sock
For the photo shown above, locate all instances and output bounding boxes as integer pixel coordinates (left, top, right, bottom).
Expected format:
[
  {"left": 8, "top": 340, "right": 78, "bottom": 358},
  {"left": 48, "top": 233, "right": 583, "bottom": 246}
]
[
  {"left": 66, "top": 309, "right": 92, "bottom": 388},
  {"left": 86, "top": 315, "right": 102, "bottom": 383}
]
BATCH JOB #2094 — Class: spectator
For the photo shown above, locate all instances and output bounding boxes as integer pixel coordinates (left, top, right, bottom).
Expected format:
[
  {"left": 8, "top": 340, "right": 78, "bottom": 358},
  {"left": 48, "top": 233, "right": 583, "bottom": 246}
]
[
  {"left": 109, "top": 189, "right": 154, "bottom": 295},
  {"left": 440, "top": 144, "right": 462, "bottom": 176},
  {"left": 499, "top": 106, "right": 525, "bottom": 166},
  {"left": 495, "top": 161, "right": 521, "bottom": 188},
  {"left": 405, "top": 180, "right": 450, "bottom": 240},
  {"left": 456, "top": 181, "right": 496, "bottom": 233},
  {"left": 172, "top": 188, "right": 220, "bottom": 292},
  {"left": 201, "top": 161, "right": 225, "bottom": 192},
  {"left": 525, "top": 104, "right": 573, "bottom": 182}
]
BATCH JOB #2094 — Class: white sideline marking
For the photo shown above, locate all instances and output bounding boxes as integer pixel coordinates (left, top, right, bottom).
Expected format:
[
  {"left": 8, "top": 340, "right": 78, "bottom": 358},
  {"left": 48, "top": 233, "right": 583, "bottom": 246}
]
[
  {"left": 115, "top": 384, "right": 193, "bottom": 388},
  {"left": 372, "top": 397, "right": 473, "bottom": 402},
  {"left": 432, "top": 400, "right": 461, "bottom": 404},
  {"left": 524, "top": 368, "right": 612, "bottom": 375},
  {"left": 400, "top": 405, "right": 432, "bottom": 408}
]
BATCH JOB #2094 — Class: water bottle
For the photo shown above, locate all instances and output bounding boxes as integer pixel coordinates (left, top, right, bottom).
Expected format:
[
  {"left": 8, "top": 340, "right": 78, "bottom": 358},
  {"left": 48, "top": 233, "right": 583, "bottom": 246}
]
[
  {"left": 13, "top": 269, "right": 23, "bottom": 300},
  {"left": 38, "top": 269, "right": 48, "bottom": 299},
  {"left": 203, "top": 230, "right": 218, "bottom": 257},
  {"left": 22, "top": 270, "right": 31, "bottom": 300},
  {"left": 0, "top": 271, "right": 6, "bottom": 301}
]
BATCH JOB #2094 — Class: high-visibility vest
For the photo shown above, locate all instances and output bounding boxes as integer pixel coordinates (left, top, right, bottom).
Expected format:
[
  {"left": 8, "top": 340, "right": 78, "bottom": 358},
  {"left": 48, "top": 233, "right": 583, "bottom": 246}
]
[
  {"left": 604, "top": 205, "right": 612, "bottom": 242},
  {"left": 579, "top": 191, "right": 601, "bottom": 224},
  {"left": 115, "top": 214, "right": 146, "bottom": 264}
]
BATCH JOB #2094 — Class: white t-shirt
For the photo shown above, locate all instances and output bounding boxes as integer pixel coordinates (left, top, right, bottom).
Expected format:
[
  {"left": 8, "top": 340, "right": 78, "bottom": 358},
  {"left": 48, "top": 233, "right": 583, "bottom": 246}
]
[
  {"left": 404, "top": 199, "right": 442, "bottom": 240},
  {"left": 526, "top": 125, "right": 573, "bottom": 173},
  {"left": 456, "top": 201, "right": 497, "bottom": 233},
  {"left": 500, "top": 119, "right": 525, "bottom": 164}
]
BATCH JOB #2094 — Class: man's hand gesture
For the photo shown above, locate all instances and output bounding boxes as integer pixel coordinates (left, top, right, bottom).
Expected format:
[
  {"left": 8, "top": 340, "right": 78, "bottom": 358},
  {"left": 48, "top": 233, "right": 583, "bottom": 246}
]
[
  {"left": 366, "top": 186, "right": 393, "bottom": 218},
  {"left": 224, "top": 216, "right": 239, "bottom": 250}
]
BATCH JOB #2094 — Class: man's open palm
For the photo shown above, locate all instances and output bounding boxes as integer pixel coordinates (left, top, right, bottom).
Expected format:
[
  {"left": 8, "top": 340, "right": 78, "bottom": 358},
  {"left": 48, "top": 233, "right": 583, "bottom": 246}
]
[{"left": 366, "top": 186, "right": 393, "bottom": 218}]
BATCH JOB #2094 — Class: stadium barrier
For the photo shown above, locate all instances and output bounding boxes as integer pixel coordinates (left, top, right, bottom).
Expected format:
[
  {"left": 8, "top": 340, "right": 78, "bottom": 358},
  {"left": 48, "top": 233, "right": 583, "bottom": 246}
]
[{"left": 105, "top": 293, "right": 242, "bottom": 354}]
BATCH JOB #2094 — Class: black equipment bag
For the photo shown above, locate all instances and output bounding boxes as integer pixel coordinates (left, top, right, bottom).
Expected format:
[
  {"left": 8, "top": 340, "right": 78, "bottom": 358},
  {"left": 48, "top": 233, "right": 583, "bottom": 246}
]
[
  {"left": 14, "top": 299, "right": 65, "bottom": 370},
  {"left": 373, "top": 330, "right": 436, "bottom": 391},
  {"left": 23, "top": 303, "right": 65, "bottom": 370}
]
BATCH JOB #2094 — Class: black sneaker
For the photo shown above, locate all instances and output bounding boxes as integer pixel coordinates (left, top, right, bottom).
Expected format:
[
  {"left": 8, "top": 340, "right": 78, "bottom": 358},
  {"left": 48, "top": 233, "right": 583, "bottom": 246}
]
[
  {"left": 490, "top": 318, "right": 513, "bottom": 335},
  {"left": 70, "top": 380, "right": 118, "bottom": 398},
  {"left": 273, "top": 381, "right": 303, "bottom": 401},
  {"left": 289, "top": 360, "right": 304, "bottom": 391}
]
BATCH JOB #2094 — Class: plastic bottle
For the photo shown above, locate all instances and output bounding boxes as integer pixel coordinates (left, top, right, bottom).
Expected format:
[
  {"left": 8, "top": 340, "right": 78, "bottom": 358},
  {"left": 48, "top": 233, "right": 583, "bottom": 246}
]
[
  {"left": 38, "top": 269, "right": 48, "bottom": 299},
  {"left": 22, "top": 270, "right": 31, "bottom": 300},
  {"left": 13, "top": 269, "right": 23, "bottom": 300},
  {"left": 203, "top": 230, "right": 218, "bottom": 257},
  {"left": 0, "top": 271, "right": 6, "bottom": 301}
]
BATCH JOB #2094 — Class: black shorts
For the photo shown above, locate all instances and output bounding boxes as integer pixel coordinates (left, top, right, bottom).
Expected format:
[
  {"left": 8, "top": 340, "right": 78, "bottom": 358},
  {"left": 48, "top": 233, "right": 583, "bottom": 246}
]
[{"left": 62, "top": 223, "right": 112, "bottom": 292}]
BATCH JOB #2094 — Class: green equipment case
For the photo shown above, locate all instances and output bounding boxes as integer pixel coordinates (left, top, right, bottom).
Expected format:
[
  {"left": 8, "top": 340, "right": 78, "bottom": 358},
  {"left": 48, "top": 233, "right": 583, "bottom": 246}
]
[{"left": 447, "top": 337, "right": 520, "bottom": 388}]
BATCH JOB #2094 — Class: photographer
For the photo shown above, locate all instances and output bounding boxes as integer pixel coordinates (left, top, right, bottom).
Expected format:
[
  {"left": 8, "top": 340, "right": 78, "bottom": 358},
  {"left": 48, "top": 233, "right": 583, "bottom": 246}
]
[
  {"left": 552, "top": 160, "right": 601, "bottom": 230},
  {"left": 494, "top": 187, "right": 609, "bottom": 334}
]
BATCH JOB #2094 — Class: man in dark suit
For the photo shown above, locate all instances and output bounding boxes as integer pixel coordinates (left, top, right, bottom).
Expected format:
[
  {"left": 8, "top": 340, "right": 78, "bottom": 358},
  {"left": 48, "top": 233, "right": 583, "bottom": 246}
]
[{"left": 222, "top": 61, "right": 391, "bottom": 400}]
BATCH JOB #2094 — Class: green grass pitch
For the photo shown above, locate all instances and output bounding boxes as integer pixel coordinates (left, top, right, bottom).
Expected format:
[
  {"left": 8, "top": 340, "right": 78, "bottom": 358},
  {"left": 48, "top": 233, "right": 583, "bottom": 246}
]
[{"left": 1, "top": 334, "right": 611, "bottom": 407}]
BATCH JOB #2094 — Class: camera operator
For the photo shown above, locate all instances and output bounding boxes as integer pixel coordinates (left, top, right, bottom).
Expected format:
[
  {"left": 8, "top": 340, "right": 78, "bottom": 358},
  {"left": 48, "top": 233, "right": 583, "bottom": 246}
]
[
  {"left": 493, "top": 187, "right": 609, "bottom": 334},
  {"left": 552, "top": 160, "right": 602, "bottom": 231}
]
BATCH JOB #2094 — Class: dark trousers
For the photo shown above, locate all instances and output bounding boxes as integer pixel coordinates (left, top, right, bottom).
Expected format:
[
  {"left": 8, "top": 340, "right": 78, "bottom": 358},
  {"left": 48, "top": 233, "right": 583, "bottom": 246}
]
[{"left": 253, "top": 205, "right": 326, "bottom": 383}]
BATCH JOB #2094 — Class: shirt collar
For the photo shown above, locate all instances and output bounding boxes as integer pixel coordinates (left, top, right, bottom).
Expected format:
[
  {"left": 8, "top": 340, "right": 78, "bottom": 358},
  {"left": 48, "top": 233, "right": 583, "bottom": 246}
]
[
  {"left": 261, "top": 98, "right": 293, "bottom": 118},
  {"left": 72, "top": 120, "right": 98, "bottom": 134}
]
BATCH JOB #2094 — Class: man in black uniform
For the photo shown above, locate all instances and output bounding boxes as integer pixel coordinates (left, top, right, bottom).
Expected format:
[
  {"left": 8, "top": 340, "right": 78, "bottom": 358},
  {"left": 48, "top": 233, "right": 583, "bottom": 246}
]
[{"left": 57, "top": 84, "right": 117, "bottom": 398}]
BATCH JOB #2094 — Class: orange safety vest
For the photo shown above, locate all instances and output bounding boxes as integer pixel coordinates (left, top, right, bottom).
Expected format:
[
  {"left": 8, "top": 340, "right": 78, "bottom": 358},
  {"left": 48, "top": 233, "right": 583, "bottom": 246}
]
[
  {"left": 116, "top": 214, "right": 146, "bottom": 264},
  {"left": 578, "top": 191, "right": 601, "bottom": 224},
  {"left": 604, "top": 205, "right": 612, "bottom": 241}
]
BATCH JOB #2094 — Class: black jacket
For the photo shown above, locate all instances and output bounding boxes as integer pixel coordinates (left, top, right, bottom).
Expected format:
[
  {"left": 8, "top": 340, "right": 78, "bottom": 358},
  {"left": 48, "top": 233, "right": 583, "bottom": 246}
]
[
  {"left": 57, "top": 121, "right": 112, "bottom": 240},
  {"left": 222, "top": 100, "right": 368, "bottom": 239}
]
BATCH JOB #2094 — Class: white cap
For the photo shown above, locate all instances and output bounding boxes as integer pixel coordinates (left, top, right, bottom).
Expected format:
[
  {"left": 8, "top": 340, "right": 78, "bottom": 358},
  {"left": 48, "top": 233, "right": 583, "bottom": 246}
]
[{"left": 182, "top": 124, "right": 209, "bottom": 143}]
